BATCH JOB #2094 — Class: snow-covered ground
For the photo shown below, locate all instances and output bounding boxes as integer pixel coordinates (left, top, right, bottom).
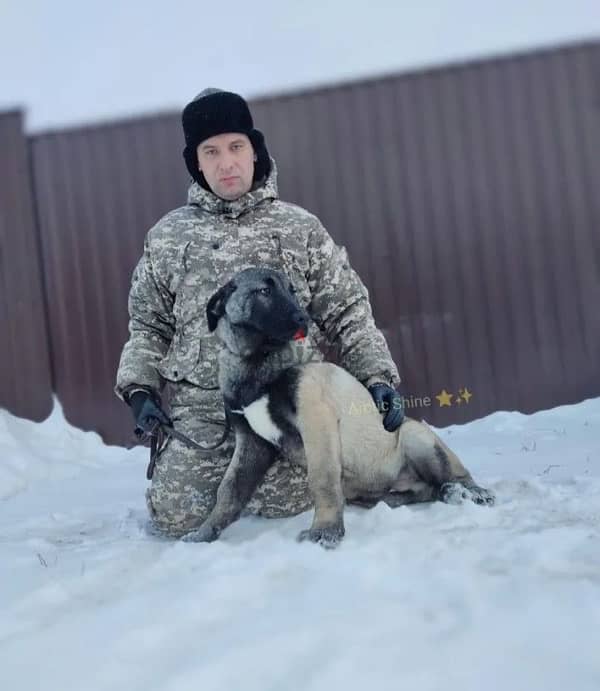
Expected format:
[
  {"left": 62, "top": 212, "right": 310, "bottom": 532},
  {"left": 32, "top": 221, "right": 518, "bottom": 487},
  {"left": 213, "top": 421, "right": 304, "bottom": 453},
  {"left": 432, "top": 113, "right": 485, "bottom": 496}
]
[{"left": 1, "top": 398, "right": 599, "bottom": 691}]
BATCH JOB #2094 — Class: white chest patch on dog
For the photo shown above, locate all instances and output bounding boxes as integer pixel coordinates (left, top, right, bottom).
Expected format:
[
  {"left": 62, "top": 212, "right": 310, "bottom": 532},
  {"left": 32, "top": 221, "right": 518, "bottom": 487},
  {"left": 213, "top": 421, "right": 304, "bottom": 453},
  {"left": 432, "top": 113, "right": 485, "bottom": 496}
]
[{"left": 241, "top": 395, "right": 282, "bottom": 446}]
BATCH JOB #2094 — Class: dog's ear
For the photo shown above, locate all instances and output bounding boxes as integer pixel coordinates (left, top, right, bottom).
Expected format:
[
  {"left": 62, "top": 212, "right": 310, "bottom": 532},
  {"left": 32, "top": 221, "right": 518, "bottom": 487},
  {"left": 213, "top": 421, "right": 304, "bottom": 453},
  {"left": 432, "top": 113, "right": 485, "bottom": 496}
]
[{"left": 206, "top": 281, "right": 237, "bottom": 332}]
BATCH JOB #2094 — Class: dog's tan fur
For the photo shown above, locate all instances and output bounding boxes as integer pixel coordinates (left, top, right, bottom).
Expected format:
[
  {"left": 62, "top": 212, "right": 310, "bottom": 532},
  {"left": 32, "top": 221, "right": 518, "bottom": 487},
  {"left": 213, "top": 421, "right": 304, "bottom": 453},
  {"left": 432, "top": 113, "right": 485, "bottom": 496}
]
[{"left": 293, "top": 362, "right": 489, "bottom": 543}]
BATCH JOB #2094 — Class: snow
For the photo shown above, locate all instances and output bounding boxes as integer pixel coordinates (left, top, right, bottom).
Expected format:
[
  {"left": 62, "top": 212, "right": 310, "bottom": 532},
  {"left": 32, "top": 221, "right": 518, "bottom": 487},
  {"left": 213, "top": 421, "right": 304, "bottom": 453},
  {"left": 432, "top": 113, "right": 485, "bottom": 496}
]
[
  {"left": 1, "top": 0, "right": 599, "bottom": 133},
  {"left": 1, "top": 397, "right": 599, "bottom": 690}
]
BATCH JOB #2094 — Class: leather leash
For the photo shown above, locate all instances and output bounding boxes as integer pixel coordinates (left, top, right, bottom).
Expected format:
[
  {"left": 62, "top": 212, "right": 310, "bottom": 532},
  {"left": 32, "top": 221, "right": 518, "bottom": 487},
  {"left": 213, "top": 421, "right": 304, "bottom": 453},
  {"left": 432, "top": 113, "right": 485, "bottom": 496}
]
[{"left": 140, "top": 415, "right": 231, "bottom": 481}]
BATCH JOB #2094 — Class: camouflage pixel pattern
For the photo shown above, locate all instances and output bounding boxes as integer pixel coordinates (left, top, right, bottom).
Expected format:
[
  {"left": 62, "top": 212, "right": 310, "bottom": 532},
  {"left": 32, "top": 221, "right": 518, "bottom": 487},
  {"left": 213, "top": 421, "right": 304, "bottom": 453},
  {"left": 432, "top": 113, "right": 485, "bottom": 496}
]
[
  {"left": 145, "top": 392, "right": 313, "bottom": 538},
  {"left": 116, "top": 160, "right": 400, "bottom": 534}
]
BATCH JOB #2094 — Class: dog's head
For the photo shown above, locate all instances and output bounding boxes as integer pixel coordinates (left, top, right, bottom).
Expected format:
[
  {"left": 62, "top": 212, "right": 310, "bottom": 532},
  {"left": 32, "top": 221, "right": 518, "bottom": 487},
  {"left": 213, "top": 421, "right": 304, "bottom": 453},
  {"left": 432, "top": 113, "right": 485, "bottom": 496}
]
[{"left": 206, "top": 267, "right": 309, "bottom": 354}]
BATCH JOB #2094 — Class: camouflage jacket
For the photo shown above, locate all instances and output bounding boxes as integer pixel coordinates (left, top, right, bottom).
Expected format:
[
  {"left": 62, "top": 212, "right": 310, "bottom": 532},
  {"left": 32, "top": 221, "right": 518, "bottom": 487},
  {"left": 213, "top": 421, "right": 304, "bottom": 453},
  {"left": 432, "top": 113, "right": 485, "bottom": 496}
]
[{"left": 115, "top": 161, "right": 400, "bottom": 402}]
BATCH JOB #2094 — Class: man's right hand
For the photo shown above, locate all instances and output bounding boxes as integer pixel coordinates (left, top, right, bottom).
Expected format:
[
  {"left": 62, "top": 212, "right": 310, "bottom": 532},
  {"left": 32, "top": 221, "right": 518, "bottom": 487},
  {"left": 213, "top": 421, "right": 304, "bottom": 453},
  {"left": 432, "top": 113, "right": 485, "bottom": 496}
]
[{"left": 127, "top": 390, "right": 171, "bottom": 437}]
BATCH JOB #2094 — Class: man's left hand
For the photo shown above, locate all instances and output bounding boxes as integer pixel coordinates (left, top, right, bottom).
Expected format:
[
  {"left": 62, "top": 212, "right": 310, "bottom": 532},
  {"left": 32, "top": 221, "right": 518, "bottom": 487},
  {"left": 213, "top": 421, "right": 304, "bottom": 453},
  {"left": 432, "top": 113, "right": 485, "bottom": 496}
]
[{"left": 368, "top": 383, "right": 405, "bottom": 432}]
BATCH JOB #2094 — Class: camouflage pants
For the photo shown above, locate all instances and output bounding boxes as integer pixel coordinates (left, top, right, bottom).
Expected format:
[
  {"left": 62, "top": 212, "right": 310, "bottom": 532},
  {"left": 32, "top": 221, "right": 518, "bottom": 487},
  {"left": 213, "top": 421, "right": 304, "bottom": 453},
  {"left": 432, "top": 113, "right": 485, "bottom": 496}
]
[{"left": 145, "top": 385, "right": 312, "bottom": 538}]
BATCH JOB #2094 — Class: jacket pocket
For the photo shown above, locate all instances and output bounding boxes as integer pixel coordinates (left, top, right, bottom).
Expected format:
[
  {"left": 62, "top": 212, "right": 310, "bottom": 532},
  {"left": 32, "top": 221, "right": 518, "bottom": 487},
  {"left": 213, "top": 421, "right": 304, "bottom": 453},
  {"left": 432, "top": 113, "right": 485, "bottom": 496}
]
[
  {"left": 156, "top": 316, "right": 219, "bottom": 388},
  {"left": 156, "top": 321, "right": 200, "bottom": 383},
  {"left": 158, "top": 244, "right": 219, "bottom": 386}
]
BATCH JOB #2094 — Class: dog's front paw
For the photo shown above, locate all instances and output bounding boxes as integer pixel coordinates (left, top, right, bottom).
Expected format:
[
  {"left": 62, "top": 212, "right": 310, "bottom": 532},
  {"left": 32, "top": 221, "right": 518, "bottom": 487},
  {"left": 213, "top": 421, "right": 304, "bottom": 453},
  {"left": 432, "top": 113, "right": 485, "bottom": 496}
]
[
  {"left": 297, "top": 525, "right": 345, "bottom": 549},
  {"left": 181, "top": 523, "right": 219, "bottom": 543}
]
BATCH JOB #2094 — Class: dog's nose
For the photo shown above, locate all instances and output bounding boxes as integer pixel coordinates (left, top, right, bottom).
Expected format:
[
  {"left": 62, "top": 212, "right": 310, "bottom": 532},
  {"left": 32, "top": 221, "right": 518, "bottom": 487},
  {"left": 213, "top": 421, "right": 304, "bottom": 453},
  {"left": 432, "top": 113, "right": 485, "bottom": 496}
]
[
  {"left": 292, "top": 311, "right": 308, "bottom": 328},
  {"left": 289, "top": 311, "right": 308, "bottom": 340}
]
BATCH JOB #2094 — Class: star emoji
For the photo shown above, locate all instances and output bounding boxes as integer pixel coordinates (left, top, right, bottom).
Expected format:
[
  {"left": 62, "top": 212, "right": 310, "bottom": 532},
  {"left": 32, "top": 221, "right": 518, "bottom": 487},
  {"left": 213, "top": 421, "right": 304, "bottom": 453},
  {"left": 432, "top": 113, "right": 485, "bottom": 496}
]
[
  {"left": 460, "top": 387, "right": 473, "bottom": 404},
  {"left": 435, "top": 389, "right": 453, "bottom": 407}
]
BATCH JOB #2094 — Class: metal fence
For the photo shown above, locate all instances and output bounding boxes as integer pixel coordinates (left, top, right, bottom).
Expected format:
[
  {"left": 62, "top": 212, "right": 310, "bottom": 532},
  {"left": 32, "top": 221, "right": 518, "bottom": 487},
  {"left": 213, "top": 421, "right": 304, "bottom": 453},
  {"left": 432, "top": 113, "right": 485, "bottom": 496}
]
[
  {"left": 1, "top": 40, "right": 599, "bottom": 445},
  {"left": 0, "top": 111, "right": 53, "bottom": 421}
]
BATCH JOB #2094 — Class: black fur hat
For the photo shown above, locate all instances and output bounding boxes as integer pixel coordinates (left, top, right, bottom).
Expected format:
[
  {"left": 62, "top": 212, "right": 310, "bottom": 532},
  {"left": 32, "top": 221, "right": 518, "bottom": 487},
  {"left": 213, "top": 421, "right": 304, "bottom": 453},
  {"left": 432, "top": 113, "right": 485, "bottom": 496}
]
[{"left": 182, "top": 88, "right": 271, "bottom": 191}]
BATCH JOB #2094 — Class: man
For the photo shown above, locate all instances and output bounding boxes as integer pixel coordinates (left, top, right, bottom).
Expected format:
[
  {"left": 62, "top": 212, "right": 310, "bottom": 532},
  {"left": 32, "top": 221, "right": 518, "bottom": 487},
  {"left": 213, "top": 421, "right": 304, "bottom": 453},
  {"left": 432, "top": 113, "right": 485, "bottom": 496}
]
[{"left": 116, "top": 88, "right": 403, "bottom": 538}]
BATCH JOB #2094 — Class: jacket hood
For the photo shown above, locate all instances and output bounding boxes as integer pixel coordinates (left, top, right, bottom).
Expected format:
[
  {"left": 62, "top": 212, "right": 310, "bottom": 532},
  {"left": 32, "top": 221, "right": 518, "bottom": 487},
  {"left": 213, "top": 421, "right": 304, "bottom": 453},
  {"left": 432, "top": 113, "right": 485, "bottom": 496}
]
[{"left": 186, "top": 157, "right": 279, "bottom": 219}]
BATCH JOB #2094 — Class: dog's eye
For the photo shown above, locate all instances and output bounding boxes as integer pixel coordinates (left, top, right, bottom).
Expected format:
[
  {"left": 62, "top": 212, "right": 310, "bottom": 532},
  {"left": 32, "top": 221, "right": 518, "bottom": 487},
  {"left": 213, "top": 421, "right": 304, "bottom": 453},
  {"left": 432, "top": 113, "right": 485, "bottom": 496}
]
[
  {"left": 259, "top": 287, "right": 271, "bottom": 296},
  {"left": 289, "top": 284, "right": 297, "bottom": 294}
]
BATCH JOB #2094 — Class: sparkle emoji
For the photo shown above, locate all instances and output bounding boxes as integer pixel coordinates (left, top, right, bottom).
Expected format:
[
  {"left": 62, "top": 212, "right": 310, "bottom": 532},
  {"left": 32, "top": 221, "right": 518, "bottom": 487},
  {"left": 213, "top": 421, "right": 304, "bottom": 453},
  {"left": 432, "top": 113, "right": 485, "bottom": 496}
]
[{"left": 459, "top": 387, "right": 473, "bottom": 404}]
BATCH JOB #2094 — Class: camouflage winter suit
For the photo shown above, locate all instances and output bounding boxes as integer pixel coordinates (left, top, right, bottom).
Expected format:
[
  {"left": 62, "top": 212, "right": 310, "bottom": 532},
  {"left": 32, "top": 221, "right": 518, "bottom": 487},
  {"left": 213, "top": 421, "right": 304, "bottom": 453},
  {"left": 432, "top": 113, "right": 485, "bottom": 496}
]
[{"left": 116, "top": 160, "right": 400, "bottom": 537}]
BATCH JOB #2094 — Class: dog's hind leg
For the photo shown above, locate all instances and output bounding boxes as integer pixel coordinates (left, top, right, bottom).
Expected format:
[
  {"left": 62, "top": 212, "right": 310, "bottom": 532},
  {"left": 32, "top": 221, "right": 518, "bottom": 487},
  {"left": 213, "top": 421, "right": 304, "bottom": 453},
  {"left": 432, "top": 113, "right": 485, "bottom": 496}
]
[
  {"left": 383, "top": 484, "right": 438, "bottom": 507},
  {"left": 347, "top": 485, "right": 436, "bottom": 509},
  {"left": 432, "top": 444, "right": 495, "bottom": 506},
  {"left": 383, "top": 463, "right": 438, "bottom": 507},
  {"left": 399, "top": 420, "right": 495, "bottom": 506},
  {"left": 182, "top": 425, "right": 277, "bottom": 542}
]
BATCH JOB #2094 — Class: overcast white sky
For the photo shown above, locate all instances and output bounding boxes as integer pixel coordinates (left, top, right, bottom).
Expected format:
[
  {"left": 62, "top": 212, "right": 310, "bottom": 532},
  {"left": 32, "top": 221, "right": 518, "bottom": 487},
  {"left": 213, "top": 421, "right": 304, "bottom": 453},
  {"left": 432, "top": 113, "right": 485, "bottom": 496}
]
[{"left": 1, "top": 0, "right": 599, "bottom": 133}]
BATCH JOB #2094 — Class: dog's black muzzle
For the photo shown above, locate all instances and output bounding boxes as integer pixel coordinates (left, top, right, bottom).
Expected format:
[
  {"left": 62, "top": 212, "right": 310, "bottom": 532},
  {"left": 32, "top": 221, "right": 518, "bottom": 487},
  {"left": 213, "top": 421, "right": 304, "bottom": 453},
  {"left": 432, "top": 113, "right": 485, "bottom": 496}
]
[{"left": 277, "top": 307, "right": 309, "bottom": 341}]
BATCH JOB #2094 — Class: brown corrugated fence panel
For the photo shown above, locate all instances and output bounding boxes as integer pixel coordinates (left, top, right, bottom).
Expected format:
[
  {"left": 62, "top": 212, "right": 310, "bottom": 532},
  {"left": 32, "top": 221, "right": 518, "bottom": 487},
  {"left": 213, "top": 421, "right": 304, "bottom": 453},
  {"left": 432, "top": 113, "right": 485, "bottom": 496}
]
[
  {"left": 30, "top": 114, "right": 189, "bottom": 444},
  {"left": 0, "top": 111, "right": 53, "bottom": 420},
  {"left": 23, "top": 40, "right": 600, "bottom": 444},
  {"left": 252, "top": 40, "right": 600, "bottom": 425}
]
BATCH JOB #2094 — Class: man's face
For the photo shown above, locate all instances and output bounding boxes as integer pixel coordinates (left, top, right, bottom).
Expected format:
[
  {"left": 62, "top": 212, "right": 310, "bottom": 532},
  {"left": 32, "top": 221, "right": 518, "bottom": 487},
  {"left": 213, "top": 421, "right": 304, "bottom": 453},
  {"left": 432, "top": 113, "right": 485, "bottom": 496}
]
[{"left": 196, "top": 132, "right": 255, "bottom": 200}]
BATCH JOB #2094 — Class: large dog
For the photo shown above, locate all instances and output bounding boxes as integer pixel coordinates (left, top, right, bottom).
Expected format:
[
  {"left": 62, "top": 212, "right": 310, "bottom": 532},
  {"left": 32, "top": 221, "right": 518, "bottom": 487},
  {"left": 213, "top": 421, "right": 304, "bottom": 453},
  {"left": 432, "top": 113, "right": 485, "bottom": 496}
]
[{"left": 183, "top": 267, "right": 494, "bottom": 547}]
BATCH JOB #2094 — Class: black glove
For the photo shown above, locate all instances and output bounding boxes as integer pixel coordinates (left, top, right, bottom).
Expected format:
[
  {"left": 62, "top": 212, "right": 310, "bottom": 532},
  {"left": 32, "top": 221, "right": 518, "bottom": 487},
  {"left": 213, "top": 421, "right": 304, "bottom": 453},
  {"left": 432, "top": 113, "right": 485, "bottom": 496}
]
[
  {"left": 368, "top": 383, "right": 405, "bottom": 432},
  {"left": 127, "top": 390, "right": 171, "bottom": 438}
]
